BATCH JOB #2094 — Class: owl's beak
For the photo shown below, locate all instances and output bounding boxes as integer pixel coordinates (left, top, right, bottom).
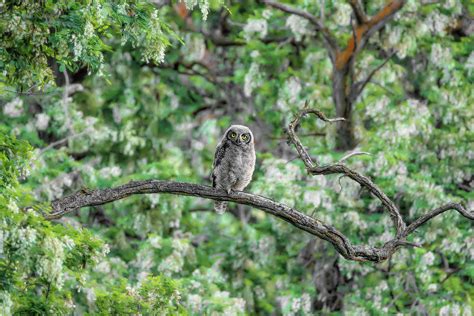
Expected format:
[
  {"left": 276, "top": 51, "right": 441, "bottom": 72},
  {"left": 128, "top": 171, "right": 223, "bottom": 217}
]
[{"left": 236, "top": 138, "right": 241, "bottom": 145}]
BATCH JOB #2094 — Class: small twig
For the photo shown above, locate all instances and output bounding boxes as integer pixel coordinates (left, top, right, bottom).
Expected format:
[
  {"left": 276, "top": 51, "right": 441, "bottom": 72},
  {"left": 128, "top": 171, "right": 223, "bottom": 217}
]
[
  {"left": 440, "top": 267, "right": 462, "bottom": 284},
  {"left": 338, "top": 151, "right": 371, "bottom": 163},
  {"left": 38, "top": 129, "right": 91, "bottom": 156},
  {"left": 320, "top": 0, "right": 325, "bottom": 22},
  {"left": 395, "top": 240, "right": 422, "bottom": 248},
  {"left": 337, "top": 174, "right": 348, "bottom": 193},
  {"left": 401, "top": 202, "right": 473, "bottom": 238},
  {"left": 270, "top": 132, "right": 326, "bottom": 141},
  {"left": 351, "top": 51, "right": 396, "bottom": 100}
]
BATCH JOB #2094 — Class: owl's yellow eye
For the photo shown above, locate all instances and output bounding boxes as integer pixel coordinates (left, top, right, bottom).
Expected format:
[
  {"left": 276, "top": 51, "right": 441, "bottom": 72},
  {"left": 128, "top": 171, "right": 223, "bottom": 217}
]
[
  {"left": 229, "top": 132, "right": 237, "bottom": 139},
  {"left": 240, "top": 134, "right": 249, "bottom": 142}
]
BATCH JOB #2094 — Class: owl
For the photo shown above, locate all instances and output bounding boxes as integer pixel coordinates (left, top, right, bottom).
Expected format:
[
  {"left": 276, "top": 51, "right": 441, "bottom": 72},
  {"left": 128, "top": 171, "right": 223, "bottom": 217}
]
[{"left": 211, "top": 125, "right": 256, "bottom": 214}]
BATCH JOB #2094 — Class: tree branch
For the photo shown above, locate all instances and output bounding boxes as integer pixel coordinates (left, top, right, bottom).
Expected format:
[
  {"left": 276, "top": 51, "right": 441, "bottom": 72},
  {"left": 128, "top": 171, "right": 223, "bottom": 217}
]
[
  {"left": 348, "top": 0, "right": 368, "bottom": 24},
  {"left": 46, "top": 180, "right": 472, "bottom": 263},
  {"left": 350, "top": 51, "right": 396, "bottom": 100},
  {"left": 401, "top": 202, "right": 473, "bottom": 238},
  {"left": 45, "top": 107, "right": 473, "bottom": 263},
  {"left": 335, "top": 0, "right": 405, "bottom": 70},
  {"left": 287, "top": 106, "right": 405, "bottom": 236},
  {"left": 262, "top": 0, "right": 339, "bottom": 63}
]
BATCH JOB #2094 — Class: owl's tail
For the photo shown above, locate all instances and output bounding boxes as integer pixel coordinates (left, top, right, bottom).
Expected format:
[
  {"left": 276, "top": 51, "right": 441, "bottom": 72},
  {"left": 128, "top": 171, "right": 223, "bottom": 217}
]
[{"left": 214, "top": 201, "right": 228, "bottom": 214}]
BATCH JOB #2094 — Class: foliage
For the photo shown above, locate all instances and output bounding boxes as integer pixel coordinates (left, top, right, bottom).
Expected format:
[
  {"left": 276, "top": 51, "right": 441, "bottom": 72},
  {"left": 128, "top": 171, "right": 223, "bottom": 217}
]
[
  {"left": 0, "top": 0, "right": 172, "bottom": 91},
  {"left": 1, "top": 0, "right": 473, "bottom": 315}
]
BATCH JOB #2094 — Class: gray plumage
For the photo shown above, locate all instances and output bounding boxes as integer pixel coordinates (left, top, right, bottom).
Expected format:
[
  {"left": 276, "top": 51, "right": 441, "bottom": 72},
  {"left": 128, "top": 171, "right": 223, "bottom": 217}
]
[{"left": 211, "top": 125, "right": 256, "bottom": 214}]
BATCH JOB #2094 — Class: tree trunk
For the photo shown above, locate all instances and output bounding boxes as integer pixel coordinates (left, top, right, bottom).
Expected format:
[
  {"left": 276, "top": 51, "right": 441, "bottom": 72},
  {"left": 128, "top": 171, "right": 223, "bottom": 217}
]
[{"left": 333, "top": 69, "right": 356, "bottom": 151}]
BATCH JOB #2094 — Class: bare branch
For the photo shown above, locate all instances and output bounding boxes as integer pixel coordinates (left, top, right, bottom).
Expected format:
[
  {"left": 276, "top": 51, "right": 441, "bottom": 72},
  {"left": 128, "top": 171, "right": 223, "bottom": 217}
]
[
  {"left": 401, "top": 202, "right": 474, "bottom": 238},
  {"left": 262, "top": 0, "right": 339, "bottom": 62},
  {"left": 38, "top": 129, "right": 91, "bottom": 156},
  {"left": 287, "top": 107, "right": 406, "bottom": 236},
  {"left": 348, "top": 0, "right": 368, "bottom": 24},
  {"left": 46, "top": 180, "right": 472, "bottom": 263},
  {"left": 310, "top": 163, "right": 406, "bottom": 235},
  {"left": 338, "top": 151, "right": 371, "bottom": 163},
  {"left": 287, "top": 106, "right": 345, "bottom": 169}
]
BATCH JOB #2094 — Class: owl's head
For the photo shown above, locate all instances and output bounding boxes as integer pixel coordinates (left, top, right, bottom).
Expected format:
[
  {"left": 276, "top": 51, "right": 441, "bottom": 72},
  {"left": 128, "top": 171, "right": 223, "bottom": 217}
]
[{"left": 225, "top": 125, "right": 254, "bottom": 147}]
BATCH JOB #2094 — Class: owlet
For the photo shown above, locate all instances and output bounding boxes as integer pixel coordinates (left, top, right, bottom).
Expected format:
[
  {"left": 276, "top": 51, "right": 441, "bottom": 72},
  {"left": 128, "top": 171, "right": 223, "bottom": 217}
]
[{"left": 211, "top": 125, "right": 256, "bottom": 214}]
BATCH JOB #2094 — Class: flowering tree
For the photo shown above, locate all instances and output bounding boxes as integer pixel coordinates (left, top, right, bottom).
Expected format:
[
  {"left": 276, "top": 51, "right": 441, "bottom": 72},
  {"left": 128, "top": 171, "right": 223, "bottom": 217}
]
[{"left": 1, "top": 0, "right": 473, "bottom": 314}]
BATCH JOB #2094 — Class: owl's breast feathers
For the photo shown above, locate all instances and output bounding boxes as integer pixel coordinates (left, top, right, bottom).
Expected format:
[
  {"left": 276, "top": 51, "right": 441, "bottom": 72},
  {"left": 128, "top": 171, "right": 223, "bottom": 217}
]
[{"left": 212, "top": 138, "right": 255, "bottom": 191}]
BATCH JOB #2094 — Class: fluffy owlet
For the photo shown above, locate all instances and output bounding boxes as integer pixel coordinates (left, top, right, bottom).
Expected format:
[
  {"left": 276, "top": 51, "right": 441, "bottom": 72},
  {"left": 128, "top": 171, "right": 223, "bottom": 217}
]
[{"left": 211, "top": 125, "right": 256, "bottom": 214}]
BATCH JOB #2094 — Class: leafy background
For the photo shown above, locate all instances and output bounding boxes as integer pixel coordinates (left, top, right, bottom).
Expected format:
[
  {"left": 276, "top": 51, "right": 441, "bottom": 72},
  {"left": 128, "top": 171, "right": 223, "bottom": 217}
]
[{"left": 0, "top": 0, "right": 473, "bottom": 315}]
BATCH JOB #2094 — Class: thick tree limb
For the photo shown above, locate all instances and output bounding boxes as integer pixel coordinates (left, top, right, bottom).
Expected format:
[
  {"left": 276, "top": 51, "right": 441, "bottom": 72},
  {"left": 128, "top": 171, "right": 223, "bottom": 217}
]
[
  {"left": 335, "top": 0, "right": 405, "bottom": 70},
  {"left": 262, "top": 0, "right": 339, "bottom": 62},
  {"left": 47, "top": 180, "right": 472, "bottom": 263}
]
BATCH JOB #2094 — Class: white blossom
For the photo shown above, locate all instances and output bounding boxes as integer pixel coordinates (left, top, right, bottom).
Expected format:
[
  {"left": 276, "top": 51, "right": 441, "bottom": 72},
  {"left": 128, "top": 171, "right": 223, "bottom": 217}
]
[
  {"left": 303, "top": 190, "right": 321, "bottom": 207},
  {"left": 334, "top": 3, "right": 352, "bottom": 26},
  {"left": 99, "top": 166, "right": 122, "bottom": 179},
  {"left": 187, "top": 294, "right": 202, "bottom": 312},
  {"left": 425, "top": 11, "right": 450, "bottom": 35},
  {"left": 262, "top": 9, "right": 273, "bottom": 20},
  {"left": 421, "top": 251, "right": 435, "bottom": 266},
  {"left": 35, "top": 113, "right": 50, "bottom": 131},
  {"left": 84, "top": 21, "right": 95, "bottom": 39},
  {"left": 3, "top": 98, "right": 23, "bottom": 117},
  {"left": 465, "top": 52, "right": 474, "bottom": 76},
  {"left": 0, "top": 291, "right": 13, "bottom": 316},
  {"left": 243, "top": 19, "right": 267, "bottom": 40},
  {"left": 183, "top": 0, "right": 209, "bottom": 20},
  {"left": 244, "top": 62, "right": 263, "bottom": 97},
  {"left": 286, "top": 15, "right": 312, "bottom": 41},
  {"left": 430, "top": 43, "right": 452, "bottom": 67}
]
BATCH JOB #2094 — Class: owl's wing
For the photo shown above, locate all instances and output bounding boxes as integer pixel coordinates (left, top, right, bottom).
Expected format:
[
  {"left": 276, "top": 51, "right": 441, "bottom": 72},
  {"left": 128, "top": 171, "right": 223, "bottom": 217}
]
[{"left": 211, "top": 142, "right": 227, "bottom": 187}]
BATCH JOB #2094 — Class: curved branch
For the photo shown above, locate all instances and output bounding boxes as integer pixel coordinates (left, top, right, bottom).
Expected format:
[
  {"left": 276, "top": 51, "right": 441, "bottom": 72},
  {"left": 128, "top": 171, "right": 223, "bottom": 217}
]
[
  {"left": 287, "top": 106, "right": 406, "bottom": 236},
  {"left": 47, "top": 180, "right": 472, "bottom": 263},
  {"left": 402, "top": 202, "right": 473, "bottom": 238}
]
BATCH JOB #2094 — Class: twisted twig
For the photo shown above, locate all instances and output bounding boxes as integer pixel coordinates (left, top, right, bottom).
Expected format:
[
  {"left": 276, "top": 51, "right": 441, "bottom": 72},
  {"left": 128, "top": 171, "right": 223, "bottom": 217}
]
[{"left": 287, "top": 106, "right": 406, "bottom": 236}]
